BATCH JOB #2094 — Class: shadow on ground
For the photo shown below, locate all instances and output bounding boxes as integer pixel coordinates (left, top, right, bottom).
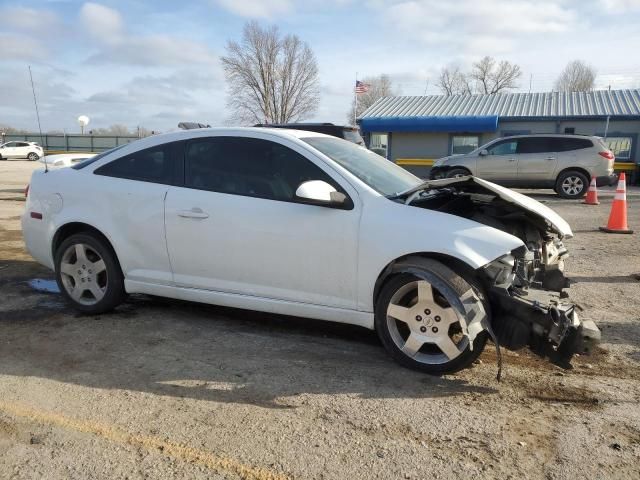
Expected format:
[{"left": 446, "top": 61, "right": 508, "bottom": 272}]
[{"left": 0, "top": 260, "right": 496, "bottom": 409}]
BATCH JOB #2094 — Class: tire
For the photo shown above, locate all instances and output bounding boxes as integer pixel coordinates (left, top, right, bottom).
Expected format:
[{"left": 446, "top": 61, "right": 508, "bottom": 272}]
[
  {"left": 27, "top": 152, "right": 39, "bottom": 161},
  {"left": 445, "top": 168, "right": 471, "bottom": 179},
  {"left": 555, "top": 170, "right": 588, "bottom": 199},
  {"left": 375, "top": 259, "right": 488, "bottom": 374},
  {"left": 54, "top": 233, "right": 126, "bottom": 314},
  {"left": 0, "top": 154, "right": 4, "bottom": 161}
]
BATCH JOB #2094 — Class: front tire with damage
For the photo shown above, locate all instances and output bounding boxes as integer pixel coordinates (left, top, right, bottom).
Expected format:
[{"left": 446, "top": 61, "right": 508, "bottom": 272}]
[{"left": 375, "top": 259, "right": 488, "bottom": 374}]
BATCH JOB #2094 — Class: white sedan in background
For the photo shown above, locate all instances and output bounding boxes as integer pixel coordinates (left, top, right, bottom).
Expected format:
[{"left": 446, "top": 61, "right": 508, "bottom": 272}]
[
  {"left": 40, "top": 153, "right": 97, "bottom": 168},
  {"left": 21, "top": 128, "right": 600, "bottom": 374},
  {"left": 0, "top": 141, "right": 43, "bottom": 160}
]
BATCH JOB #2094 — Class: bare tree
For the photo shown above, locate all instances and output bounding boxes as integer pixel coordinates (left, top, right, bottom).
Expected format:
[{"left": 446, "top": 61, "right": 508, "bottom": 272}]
[
  {"left": 348, "top": 74, "right": 396, "bottom": 124},
  {"left": 436, "top": 67, "right": 472, "bottom": 96},
  {"left": 469, "top": 56, "right": 522, "bottom": 94},
  {"left": 222, "top": 21, "right": 320, "bottom": 124},
  {"left": 554, "top": 60, "right": 596, "bottom": 92}
]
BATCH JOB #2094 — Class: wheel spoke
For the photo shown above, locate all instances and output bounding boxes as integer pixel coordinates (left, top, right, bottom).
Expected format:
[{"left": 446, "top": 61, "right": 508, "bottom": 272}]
[
  {"left": 69, "top": 285, "right": 85, "bottom": 301},
  {"left": 439, "top": 307, "right": 459, "bottom": 326},
  {"left": 436, "top": 336, "right": 461, "bottom": 360},
  {"left": 387, "top": 303, "right": 411, "bottom": 323},
  {"left": 60, "top": 262, "right": 77, "bottom": 277},
  {"left": 88, "top": 283, "right": 105, "bottom": 301},
  {"left": 92, "top": 259, "right": 106, "bottom": 274},
  {"left": 417, "top": 281, "right": 434, "bottom": 304},
  {"left": 75, "top": 244, "right": 88, "bottom": 263},
  {"left": 401, "top": 333, "right": 425, "bottom": 357}
]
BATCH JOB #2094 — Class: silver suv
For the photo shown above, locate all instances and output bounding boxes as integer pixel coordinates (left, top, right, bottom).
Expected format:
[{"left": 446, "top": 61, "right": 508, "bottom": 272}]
[{"left": 430, "top": 134, "right": 617, "bottom": 198}]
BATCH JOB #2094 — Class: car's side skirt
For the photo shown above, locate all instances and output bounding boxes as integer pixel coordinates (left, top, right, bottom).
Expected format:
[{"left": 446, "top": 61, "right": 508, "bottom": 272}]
[{"left": 125, "top": 280, "right": 375, "bottom": 330}]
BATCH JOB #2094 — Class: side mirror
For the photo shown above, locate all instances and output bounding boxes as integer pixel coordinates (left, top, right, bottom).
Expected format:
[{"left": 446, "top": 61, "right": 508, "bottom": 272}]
[
  {"left": 479, "top": 149, "right": 489, "bottom": 156},
  {"left": 295, "top": 180, "right": 350, "bottom": 209}
]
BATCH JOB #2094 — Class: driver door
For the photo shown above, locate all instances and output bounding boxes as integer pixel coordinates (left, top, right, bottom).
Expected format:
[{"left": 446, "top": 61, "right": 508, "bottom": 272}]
[
  {"left": 475, "top": 138, "right": 518, "bottom": 183},
  {"left": 1, "top": 142, "right": 17, "bottom": 158},
  {"left": 164, "top": 134, "right": 361, "bottom": 310}
]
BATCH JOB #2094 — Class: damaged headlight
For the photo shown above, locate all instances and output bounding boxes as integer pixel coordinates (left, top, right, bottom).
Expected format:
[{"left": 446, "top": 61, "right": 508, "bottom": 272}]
[{"left": 484, "top": 254, "right": 516, "bottom": 287}]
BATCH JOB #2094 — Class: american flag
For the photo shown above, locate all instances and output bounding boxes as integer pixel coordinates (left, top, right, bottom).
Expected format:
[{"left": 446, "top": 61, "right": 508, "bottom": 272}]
[{"left": 355, "top": 80, "right": 370, "bottom": 94}]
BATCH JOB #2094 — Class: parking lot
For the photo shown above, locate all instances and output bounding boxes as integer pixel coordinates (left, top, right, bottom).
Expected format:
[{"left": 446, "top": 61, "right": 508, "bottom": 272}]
[{"left": 1, "top": 160, "right": 639, "bottom": 479}]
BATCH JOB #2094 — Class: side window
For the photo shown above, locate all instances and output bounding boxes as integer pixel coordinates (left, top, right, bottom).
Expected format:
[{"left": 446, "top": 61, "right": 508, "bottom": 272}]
[
  {"left": 16, "top": 142, "right": 29, "bottom": 147},
  {"left": 516, "top": 137, "right": 551, "bottom": 154},
  {"left": 487, "top": 140, "right": 517, "bottom": 156},
  {"left": 94, "top": 143, "right": 177, "bottom": 185},
  {"left": 185, "top": 136, "right": 340, "bottom": 202},
  {"left": 551, "top": 137, "right": 592, "bottom": 152}
]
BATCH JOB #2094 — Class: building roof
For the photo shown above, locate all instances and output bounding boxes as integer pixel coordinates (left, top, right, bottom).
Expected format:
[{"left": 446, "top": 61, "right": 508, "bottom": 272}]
[{"left": 359, "top": 89, "right": 640, "bottom": 120}]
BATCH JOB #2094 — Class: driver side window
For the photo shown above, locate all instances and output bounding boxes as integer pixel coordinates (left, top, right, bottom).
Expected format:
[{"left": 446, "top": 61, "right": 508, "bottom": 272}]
[
  {"left": 185, "top": 136, "right": 343, "bottom": 203},
  {"left": 488, "top": 140, "right": 518, "bottom": 156}
]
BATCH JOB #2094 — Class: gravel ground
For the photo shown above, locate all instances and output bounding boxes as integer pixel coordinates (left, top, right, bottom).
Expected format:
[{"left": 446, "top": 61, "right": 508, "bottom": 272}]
[{"left": 1, "top": 161, "right": 639, "bottom": 479}]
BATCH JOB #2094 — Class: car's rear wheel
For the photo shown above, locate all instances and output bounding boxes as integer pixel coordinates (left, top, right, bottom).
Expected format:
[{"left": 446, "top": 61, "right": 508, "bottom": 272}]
[
  {"left": 55, "top": 233, "right": 126, "bottom": 314},
  {"left": 375, "top": 260, "right": 488, "bottom": 374},
  {"left": 555, "top": 170, "right": 588, "bottom": 199},
  {"left": 27, "top": 152, "right": 39, "bottom": 161},
  {"left": 445, "top": 168, "right": 471, "bottom": 178}
]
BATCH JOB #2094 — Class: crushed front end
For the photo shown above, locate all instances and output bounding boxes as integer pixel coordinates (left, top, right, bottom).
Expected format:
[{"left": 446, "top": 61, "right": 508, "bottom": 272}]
[
  {"left": 481, "top": 244, "right": 600, "bottom": 368},
  {"left": 400, "top": 176, "right": 602, "bottom": 368}
]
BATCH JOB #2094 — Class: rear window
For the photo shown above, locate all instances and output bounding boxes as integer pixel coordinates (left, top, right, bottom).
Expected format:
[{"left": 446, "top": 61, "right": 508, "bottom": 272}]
[
  {"left": 551, "top": 137, "right": 593, "bottom": 152},
  {"left": 94, "top": 144, "right": 178, "bottom": 185},
  {"left": 516, "top": 137, "right": 551, "bottom": 154},
  {"left": 71, "top": 144, "right": 128, "bottom": 170}
]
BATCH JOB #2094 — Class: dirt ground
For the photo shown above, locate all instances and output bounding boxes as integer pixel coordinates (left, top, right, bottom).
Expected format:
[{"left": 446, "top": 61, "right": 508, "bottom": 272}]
[{"left": 1, "top": 160, "right": 639, "bottom": 480}]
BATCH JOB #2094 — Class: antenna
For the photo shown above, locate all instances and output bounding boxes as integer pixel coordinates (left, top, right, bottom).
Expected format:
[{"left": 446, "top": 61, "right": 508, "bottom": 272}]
[{"left": 28, "top": 66, "right": 47, "bottom": 173}]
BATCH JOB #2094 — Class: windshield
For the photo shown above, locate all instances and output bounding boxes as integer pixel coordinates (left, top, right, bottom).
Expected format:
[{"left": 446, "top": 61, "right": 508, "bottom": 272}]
[{"left": 303, "top": 137, "right": 422, "bottom": 196}]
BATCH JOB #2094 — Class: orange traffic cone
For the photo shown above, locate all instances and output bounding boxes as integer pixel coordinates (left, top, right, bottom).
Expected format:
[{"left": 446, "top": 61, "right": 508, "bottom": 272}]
[
  {"left": 583, "top": 177, "right": 599, "bottom": 205},
  {"left": 599, "top": 172, "right": 633, "bottom": 234}
]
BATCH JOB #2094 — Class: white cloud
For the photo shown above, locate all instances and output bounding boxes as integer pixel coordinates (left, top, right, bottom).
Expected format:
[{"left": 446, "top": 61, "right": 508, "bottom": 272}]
[
  {"left": 214, "top": 0, "right": 293, "bottom": 18},
  {"left": 599, "top": 0, "right": 640, "bottom": 12},
  {"left": 384, "top": 0, "right": 577, "bottom": 57},
  {"left": 0, "top": 6, "right": 60, "bottom": 31},
  {"left": 79, "top": 2, "right": 217, "bottom": 66},
  {"left": 0, "top": 33, "right": 45, "bottom": 60},
  {"left": 79, "top": 2, "right": 125, "bottom": 45}
]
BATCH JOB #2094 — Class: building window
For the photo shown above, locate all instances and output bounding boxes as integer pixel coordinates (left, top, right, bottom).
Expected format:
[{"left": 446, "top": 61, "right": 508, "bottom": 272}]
[
  {"left": 451, "top": 135, "right": 480, "bottom": 155},
  {"left": 604, "top": 137, "right": 632, "bottom": 161},
  {"left": 564, "top": 127, "right": 575, "bottom": 134},
  {"left": 369, "top": 133, "right": 388, "bottom": 158}
]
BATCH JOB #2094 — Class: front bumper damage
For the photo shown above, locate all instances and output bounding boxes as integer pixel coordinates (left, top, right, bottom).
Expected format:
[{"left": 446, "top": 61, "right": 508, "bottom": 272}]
[{"left": 482, "top": 249, "right": 601, "bottom": 368}]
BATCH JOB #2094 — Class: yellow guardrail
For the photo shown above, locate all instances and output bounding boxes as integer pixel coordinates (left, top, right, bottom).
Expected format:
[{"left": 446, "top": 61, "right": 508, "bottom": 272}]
[
  {"left": 395, "top": 158, "right": 435, "bottom": 166},
  {"left": 614, "top": 162, "right": 636, "bottom": 171}
]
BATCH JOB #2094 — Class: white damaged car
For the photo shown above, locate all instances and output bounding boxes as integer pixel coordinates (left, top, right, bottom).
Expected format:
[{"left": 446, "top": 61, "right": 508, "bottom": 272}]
[{"left": 22, "top": 128, "right": 600, "bottom": 374}]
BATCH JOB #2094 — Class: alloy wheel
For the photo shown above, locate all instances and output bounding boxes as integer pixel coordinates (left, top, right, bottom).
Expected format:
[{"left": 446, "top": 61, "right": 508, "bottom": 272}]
[
  {"left": 386, "top": 280, "right": 468, "bottom": 364},
  {"left": 59, "top": 243, "right": 108, "bottom": 305},
  {"left": 561, "top": 176, "right": 584, "bottom": 196}
]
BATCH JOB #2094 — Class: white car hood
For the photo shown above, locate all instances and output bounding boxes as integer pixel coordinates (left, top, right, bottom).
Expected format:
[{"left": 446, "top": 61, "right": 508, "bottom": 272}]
[{"left": 406, "top": 176, "right": 573, "bottom": 238}]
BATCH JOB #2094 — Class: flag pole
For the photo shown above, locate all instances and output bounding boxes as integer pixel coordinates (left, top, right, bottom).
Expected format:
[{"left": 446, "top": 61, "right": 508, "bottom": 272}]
[{"left": 354, "top": 72, "right": 358, "bottom": 126}]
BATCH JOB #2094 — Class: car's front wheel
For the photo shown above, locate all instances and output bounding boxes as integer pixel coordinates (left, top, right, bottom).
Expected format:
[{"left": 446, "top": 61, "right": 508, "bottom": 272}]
[
  {"left": 27, "top": 152, "right": 40, "bottom": 161},
  {"left": 375, "top": 259, "right": 488, "bottom": 374},
  {"left": 555, "top": 170, "right": 588, "bottom": 199},
  {"left": 445, "top": 168, "right": 471, "bottom": 178},
  {"left": 55, "top": 233, "right": 126, "bottom": 314}
]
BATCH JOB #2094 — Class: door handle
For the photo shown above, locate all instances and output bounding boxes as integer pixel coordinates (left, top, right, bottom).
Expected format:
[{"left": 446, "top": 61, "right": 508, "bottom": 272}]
[
  {"left": 178, "top": 208, "right": 209, "bottom": 219},
  {"left": 546, "top": 157, "right": 556, "bottom": 161}
]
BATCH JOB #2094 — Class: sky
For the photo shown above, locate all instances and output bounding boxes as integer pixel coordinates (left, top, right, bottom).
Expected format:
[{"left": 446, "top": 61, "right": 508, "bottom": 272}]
[{"left": 1, "top": 0, "right": 640, "bottom": 133}]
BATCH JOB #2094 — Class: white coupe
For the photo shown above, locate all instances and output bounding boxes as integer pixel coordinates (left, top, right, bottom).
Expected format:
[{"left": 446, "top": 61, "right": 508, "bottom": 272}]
[{"left": 22, "top": 128, "right": 600, "bottom": 373}]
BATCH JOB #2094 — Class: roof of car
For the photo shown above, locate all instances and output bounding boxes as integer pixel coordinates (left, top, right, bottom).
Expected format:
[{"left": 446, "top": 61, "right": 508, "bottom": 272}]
[{"left": 168, "top": 126, "right": 331, "bottom": 140}]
